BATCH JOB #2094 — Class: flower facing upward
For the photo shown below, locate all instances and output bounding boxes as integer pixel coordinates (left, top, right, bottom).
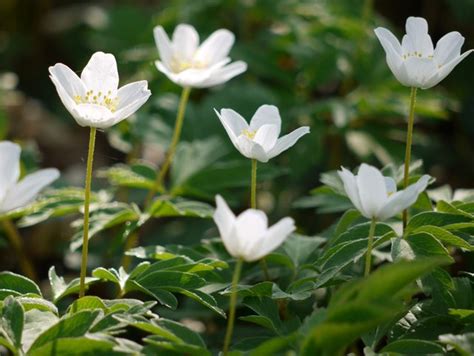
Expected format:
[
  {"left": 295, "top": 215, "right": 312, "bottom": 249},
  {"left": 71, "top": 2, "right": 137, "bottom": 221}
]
[
  {"left": 213, "top": 195, "right": 295, "bottom": 262},
  {"left": 153, "top": 24, "right": 247, "bottom": 88},
  {"left": 215, "top": 105, "right": 310, "bottom": 163},
  {"left": 0, "top": 141, "right": 59, "bottom": 214},
  {"left": 374, "top": 17, "right": 473, "bottom": 89},
  {"left": 338, "top": 164, "right": 430, "bottom": 221},
  {"left": 49, "top": 52, "right": 151, "bottom": 129}
]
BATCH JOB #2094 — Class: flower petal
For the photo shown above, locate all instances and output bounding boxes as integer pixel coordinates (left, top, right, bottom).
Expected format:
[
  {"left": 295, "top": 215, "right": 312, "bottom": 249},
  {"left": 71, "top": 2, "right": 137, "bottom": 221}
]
[
  {"left": 253, "top": 124, "right": 279, "bottom": 152},
  {"left": 111, "top": 81, "right": 151, "bottom": 125},
  {"left": 338, "top": 167, "right": 365, "bottom": 215},
  {"left": 403, "top": 57, "right": 438, "bottom": 89},
  {"left": 73, "top": 103, "right": 114, "bottom": 128},
  {"left": 234, "top": 209, "right": 268, "bottom": 260},
  {"left": 1, "top": 168, "right": 59, "bottom": 213},
  {"left": 153, "top": 26, "right": 173, "bottom": 68},
  {"left": 49, "top": 63, "right": 86, "bottom": 115},
  {"left": 195, "top": 29, "right": 235, "bottom": 65},
  {"left": 195, "top": 61, "right": 247, "bottom": 88},
  {"left": 0, "top": 141, "right": 21, "bottom": 203},
  {"left": 213, "top": 195, "right": 238, "bottom": 257},
  {"left": 385, "top": 177, "right": 397, "bottom": 195},
  {"left": 374, "top": 28, "right": 404, "bottom": 81},
  {"left": 356, "top": 164, "right": 388, "bottom": 219},
  {"left": 427, "top": 49, "right": 473, "bottom": 89},
  {"left": 403, "top": 17, "right": 433, "bottom": 55},
  {"left": 377, "top": 175, "right": 430, "bottom": 221},
  {"left": 267, "top": 126, "right": 309, "bottom": 159},
  {"left": 249, "top": 104, "right": 281, "bottom": 132},
  {"left": 81, "top": 52, "right": 119, "bottom": 92},
  {"left": 434, "top": 31, "right": 465, "bottom": 66},
  {"left": 215, "top": 108, "right": 249, "bottom": 148},
  {"left": 236, "top": 135, "right": 269, "bottom": 162},
  {"left": 250, "top": 217, "right": 295, "bottom": 261},
  {"left": 172, "top": 24, "right": 199, "bottom": 62}
]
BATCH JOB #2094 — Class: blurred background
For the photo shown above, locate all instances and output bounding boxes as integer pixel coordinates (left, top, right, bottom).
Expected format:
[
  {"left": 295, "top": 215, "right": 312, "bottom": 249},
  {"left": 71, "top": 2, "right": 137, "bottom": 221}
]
[{"left": 0, "top": 0, "right": 473, "bottom": 285}]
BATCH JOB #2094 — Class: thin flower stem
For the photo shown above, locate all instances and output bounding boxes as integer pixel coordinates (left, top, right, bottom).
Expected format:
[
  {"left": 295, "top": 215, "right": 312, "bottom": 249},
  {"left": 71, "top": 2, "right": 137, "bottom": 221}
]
[
  {"left": 145, "top": 86, "right": 191, "bottom": 206},
  {"left": 223, "top": 258, "right": 243, "bottom": 356},
  {"left": 364, "top": 218, "right": 377, "bottom": 277},
  {"left": 251, "top": 159, "right": 257, "bottom": 209},
  {"left": 79, "top": 127, "right": 97, "bottom": 298},
  {"left": 402, "top": 87, "right": 418, "bottom": 230},
  {"left": 1, "top": 218, "right": 37, "bottom": 281}
]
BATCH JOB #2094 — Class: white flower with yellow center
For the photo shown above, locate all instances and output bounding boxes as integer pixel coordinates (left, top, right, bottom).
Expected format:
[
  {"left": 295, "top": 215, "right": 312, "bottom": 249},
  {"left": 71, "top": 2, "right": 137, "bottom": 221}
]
[
  {"left": 0, "top": 141, "right": 59, "bottom": 214},
  {"left": 215, "top": 105, "right": 310, "bottom": 163},
  {"left": 338, "top": 163, "right": 430, "bottom": 221},
  {"left": 49, "top": 52, "right": 151, "bottom": 129},
  {"left": 153, "top": 24, "right": 247, "bottom": 88},
  {"left": 374, "top": 17, "right": 473, "bottom": 89},
  {"left": 213, "top": 195, "right": 295, "bottom": 262}
]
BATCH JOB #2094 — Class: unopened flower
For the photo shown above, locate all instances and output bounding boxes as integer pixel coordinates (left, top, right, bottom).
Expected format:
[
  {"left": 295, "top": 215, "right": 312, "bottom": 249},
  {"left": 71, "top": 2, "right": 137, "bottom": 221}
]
[
  {"left": 338, "top": 163, "right": 430, "bottom": 221},
  {"left": 213, "top": 195, "right": 295, "bottom": 262},
  {"left": 49, "top": 51, "right": 151, "bottom": 129},
  {"left": 374, "top": 16, "right": 473, "bottom": 89},
  {"left": 0, "top": 141, "right": 59, "bottom": 213},
  {"left": 215, "top": 105, "right": 310, "bottom": 163},
  {"left": 153, "top": 24, "right": 247, "bottom": 88}
]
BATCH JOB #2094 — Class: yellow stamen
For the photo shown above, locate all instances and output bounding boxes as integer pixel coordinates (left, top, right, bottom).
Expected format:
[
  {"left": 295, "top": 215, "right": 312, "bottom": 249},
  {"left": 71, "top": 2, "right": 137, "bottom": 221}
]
[{"left": 242, "top": 129, "right": 256, "bottom": 139}]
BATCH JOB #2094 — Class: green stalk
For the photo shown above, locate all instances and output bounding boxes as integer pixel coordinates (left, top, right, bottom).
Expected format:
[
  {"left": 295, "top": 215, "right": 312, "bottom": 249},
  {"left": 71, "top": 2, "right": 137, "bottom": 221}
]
[
  {"left": 79, "top": 127, "right": 97, "bottom": 298},
  {"left": 364, "top": 218, "right": 377, "bottom": 277},
  {"left": 1, "top": 218, "right": 37, "bottom": 281},
  {"left": 223, "top": 258, "right": 243, "bottom": 356},
  {"left": 145, "top": 86, "right": 191, "bottom": 205},
  {"left": 402, "top": 87, "right": 418, "bottom": 229},
  {"left": 251, "top": 159, "right": 257, "bottom": 209}
]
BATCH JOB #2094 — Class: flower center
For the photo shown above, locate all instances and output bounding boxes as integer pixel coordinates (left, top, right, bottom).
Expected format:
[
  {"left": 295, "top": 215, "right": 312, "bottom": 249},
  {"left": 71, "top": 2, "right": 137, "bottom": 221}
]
[
  {"left": 242, "top": 129, "right": 256, "bottom": 140},
  {"left": 74, "top": 90, "right": 119, "bottom": 112},
  {"left": 170, "top": 56, "right": 209, "bottom": 73},
  {"left": 402, "top": 51, "right": 434, "bottom": 60}
]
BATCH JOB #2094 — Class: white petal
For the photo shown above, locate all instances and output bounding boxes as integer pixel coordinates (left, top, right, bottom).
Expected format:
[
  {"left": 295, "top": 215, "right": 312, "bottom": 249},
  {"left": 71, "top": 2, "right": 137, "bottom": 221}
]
[
  {"left": 1, "top": 169, "right": 59, "bottom": 212},
  {"left": 81, "top": 52, "right": 119, "bottom": 92},
  {"left": 427, "top": 49, "right": 473, "bottom": 89},
  {"left": 356, "top": 164, "right": 388, "bottom": 219},
  {"left": 195, "top": 29, "right": 235, "bottom": 65},
  {"left": 215, "top": 108, "right": 249, "bottom": 147},
  {"left": 194, "top": 61, "right": 247, "bottom": 88},
  {"left": 403, "top": 57, "right": 438, "bottom": 89},
  {"left": 171, "top": 68, "right": 213, "bottom": 88},
  {"left": 234, "top": 209, "right": 268, "bottom": 260},
  {"left": 403, "top": 17, "right": 433, "bottom": 55},
  {"left": 249, "top": 217, "right": 295, "bottom": 261},
  {"left": 377, "top": 175, "right": 430, "bottom": 221},
  {"left": 73, "top": 103, "right": 115, "bottom": 128},
  {"left": 111, "top": 81, "right": 151, "bottom": 125},
  {"left": 253, "top": 124, "right": 279, "bottom": 152},
  {"left": 213, "top": 195, "right": 238, "bottom": 257},
  {"left": 374, "top": 28, "right": 405, "bottom": 81},
  {"left": 338, "top": 167, "right": 365, "bottom": 216},
  {"left": 236, "top": 135, "right": 269, "bottom": 162},
  {"left": 172, "top": 24, "right": 199, "bottom": 62},
  {"left": 49, "top": 63, "right": 86, "bottom": 115},
  {"left": 153, "top": 26, "right": 173, "bottom": 68},
  {"left": 249, "top": 104, "right": 281, "bottom": 132},
  {"left": 385, "top": 177, "right": 397, "bottom": 195},
  {"left": 0, "top": 141, "right": 21, "bottom": 203},
  {"left": 267, "top": 126, "right": 310, "bottom": 159},
  {"left": 434, "top": 31, "right": 465, "bottom": 66}
]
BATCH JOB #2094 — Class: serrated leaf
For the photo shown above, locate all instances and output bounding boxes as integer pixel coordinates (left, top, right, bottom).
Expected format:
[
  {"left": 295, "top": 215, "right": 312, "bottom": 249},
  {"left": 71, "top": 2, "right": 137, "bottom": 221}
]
[{"left": 0, "top": 272, "right": 41, "bottom": 298}]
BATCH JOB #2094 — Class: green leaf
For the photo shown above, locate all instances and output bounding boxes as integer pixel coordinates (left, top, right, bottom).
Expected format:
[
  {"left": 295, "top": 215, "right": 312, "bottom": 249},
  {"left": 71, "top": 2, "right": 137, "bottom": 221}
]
[
  {"left": 136, "top": 271, "right": 206, "bottom": 290},
  {"left": 98, "top": 163, "right": 156, "bottom": 190},
  {"left": 406, "top": 232, "right": 454, "bottom": 261},
  {"left": 67, "top": 296, "right": 108, "bottom": 314},
  {"left": 406, "top": 212, "right": 471, "bottom": 234},
  {"left": 48, "top": 266, "right": 98, "bottom": 303},
  {"left": 413, "top": 225, "right": 474, "bottom": 251},
  {"left": 22, "top": 310, "right": 58, "bottom": 352},
  {"left": 148, "top": 198, "right": 214, "bottom": 219},
  {"left": 282, "top": 234, "right": 325, "bottom": 269},
  {"left": 28, "top": 337, "right": 121, "bottom": 356},
  {"left": 1, "top": 296, "right": 24, "bottom": 351},
  {"left": 0, "top": 272, "right": 41, "bottom": 298},
  {"left": 381, "top": 339, "right": 445, "bottom": 354}
]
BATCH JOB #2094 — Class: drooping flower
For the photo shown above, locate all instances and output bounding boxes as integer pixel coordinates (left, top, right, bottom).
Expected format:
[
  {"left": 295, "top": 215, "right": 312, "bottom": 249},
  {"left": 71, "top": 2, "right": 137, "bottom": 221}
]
[
  {"left": 153, "top": 24, "right": 247, "bottom": 88},
  {"left": 374, "top": 16, "right": 473, "bottom": 89},
  {"left": 338, "top": 163, "right": 430, "bottom": 221},
  {"left": 213, "top": 195, "right": 295, "bottom": 262},
  {"left": 49, "top": 51, "right": 151, "bottom": 129},
  {"left": 215, "top": 105, "right": 310, "bottom": 163},
  {"left": 0, "top": 141, "right": 59, "bottom": 214}
]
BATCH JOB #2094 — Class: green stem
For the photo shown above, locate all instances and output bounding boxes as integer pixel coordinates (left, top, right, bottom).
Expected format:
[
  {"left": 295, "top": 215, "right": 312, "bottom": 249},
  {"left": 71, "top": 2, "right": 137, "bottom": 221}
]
[
  {"left": 402, "top": 87, "right": 418, "bottom": 230},
  {"left": 364, "top": 218, "right": 377, "bottom": 277},
  {"left": 251, "top": 159, "right": 257, "bottom": 209},
  {"left": 223, "top": 258, "right": 243, "bottom": 356},
  {"left": 1, "top": 218, "right": 37, "bottom": 281},
  {"left": 145, "top": 86, "right": 191, "bottom": 206},
  {"left": 79, "top": 127, "right": 97, "bottom": 298}
]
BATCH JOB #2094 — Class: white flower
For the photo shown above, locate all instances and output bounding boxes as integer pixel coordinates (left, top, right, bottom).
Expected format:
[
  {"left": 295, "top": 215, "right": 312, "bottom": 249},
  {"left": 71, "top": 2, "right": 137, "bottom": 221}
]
[
  {"left": 213, "top": 195, "right": 295, "bottom": 262},
  {"left": 0, "top": 141, "right": 59, "bottom": 214},
  {"left": 374, "top": 16, "right": 473, "bottom": 89},
  {"left": 338, "top": 163, "right": 430, "bottom": 221},
  {"left": 215, "top": 104, "right": 310, "bottom": 163},
  {"left": 49, "top": 51, "right": 151, "bottom": 129},
  {"left": 153, "top": 24, "right": 247, "bottom": 88}
]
